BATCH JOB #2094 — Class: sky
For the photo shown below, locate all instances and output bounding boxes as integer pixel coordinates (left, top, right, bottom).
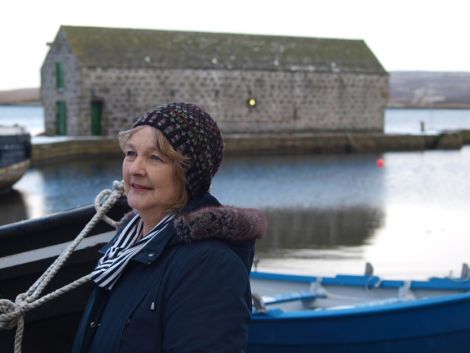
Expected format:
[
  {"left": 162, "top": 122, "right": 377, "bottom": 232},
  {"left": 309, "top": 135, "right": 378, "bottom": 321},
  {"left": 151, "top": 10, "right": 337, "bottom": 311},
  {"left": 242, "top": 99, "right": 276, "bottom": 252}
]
[{"left": 1, "top": 0, "right": 469, "bottom": 90}]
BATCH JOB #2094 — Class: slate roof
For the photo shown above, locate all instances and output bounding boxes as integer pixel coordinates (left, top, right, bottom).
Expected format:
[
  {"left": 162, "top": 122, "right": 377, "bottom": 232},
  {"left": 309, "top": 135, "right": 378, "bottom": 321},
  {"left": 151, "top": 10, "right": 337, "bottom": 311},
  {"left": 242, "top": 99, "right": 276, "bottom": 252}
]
[{"left": 57, "top": 26, "right": 387, "bottom": 75}]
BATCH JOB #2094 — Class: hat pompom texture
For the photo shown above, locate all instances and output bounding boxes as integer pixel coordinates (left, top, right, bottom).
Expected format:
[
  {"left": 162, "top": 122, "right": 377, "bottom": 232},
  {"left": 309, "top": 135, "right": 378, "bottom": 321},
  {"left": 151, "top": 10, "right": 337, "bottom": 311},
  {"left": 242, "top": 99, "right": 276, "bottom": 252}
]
[{"left": 132, "top": 102, "right": 224, "bottom": 199}]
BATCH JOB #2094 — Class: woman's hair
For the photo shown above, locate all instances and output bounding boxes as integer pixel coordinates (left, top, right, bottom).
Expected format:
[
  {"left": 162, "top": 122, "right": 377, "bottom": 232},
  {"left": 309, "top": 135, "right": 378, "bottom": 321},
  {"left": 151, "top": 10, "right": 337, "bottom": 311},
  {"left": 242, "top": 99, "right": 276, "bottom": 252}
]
[{"left": 118, "top": 126, "right": 191, "bottom": 212}]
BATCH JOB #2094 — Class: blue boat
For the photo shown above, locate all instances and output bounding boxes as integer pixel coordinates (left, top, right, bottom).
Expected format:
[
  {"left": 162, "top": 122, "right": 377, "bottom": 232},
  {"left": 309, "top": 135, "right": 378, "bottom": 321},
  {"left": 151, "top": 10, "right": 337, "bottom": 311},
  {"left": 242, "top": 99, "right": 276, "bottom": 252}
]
[
  {"left": 249, "top": 270, "right": 470, "bottom": 353},
  {"left": 0, "top": 201, "right": 469, "bottom": 352}
]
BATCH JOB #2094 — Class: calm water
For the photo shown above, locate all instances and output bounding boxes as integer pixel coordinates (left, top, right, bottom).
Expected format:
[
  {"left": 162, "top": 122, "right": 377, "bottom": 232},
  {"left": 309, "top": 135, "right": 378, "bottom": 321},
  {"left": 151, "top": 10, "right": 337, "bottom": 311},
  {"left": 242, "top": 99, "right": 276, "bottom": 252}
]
[
  {"left": 2, "top": 106, "right": 470, "bottom": 280},
  {"left": 385, "top": 108, "right": 470, "bottom": 134},
  {"left": 0, "top": 105, "right": 44, "bottom": 136}
]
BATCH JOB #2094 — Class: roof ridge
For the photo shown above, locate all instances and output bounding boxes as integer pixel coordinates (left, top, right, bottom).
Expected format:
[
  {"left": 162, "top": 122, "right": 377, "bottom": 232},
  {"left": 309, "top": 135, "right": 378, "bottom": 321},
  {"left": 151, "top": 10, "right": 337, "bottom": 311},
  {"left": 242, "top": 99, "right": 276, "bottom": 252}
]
[{"left": 54, "top": 25, "right": 386, "bottom": 74}]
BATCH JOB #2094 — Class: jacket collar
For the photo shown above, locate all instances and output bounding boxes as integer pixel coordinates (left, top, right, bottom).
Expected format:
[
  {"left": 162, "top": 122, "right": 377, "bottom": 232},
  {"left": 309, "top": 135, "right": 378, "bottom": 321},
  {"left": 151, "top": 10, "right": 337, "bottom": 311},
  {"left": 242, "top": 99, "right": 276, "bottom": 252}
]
[
  {"left": 130, "top": 222, "right": 178, "bottom": 264},
  {"left": 103, "top": 193, "right": 266, "bottom": 265}
]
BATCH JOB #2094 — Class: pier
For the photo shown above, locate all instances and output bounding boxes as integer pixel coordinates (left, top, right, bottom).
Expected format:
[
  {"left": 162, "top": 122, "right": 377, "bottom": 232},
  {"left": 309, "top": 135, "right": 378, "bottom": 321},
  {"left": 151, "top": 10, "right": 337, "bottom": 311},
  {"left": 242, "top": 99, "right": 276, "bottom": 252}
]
[{"left": 31, "top": 130, "right": 470, "bottom": 166}]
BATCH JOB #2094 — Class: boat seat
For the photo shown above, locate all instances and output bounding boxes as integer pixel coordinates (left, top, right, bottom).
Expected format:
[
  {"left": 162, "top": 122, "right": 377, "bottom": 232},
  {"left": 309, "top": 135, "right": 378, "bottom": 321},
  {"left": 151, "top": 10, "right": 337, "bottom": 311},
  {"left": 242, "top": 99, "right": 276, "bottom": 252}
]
[
  {"left": 252, "top": 291, "right": 322, "bottom": 312},
  {"left": 309, "top": 277, "right": 417, "bottom": 309}
]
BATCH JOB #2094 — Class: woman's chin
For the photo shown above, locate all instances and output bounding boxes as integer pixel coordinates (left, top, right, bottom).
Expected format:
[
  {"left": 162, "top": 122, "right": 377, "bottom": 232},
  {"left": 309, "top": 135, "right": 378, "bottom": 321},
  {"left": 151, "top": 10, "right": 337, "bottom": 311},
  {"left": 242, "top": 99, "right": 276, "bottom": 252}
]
[{"left": 126, "top": 196, "right": 144, "bottom": 212}]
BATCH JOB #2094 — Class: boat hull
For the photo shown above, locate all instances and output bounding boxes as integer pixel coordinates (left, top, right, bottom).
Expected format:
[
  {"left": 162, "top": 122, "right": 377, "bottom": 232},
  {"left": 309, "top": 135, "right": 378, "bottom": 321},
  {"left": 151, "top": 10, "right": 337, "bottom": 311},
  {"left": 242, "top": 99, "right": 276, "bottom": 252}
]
[
  {"left": 0, "top": 160, "right": 30, "bottom": 191},
  {"left": 0, "top": 127, "right": 31, "bottom": 192},
  {"left": 248, "top": 293, "right": 470, "bottom": 353}
]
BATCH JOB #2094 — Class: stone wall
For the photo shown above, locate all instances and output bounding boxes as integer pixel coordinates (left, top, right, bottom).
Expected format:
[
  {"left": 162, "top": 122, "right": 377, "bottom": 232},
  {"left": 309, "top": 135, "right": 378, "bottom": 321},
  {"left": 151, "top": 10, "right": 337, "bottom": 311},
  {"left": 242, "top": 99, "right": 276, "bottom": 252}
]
[
  {"left": 42, "top": 39, "right": 388, "bottom": 136},
  {"left": 41, "top": 32, "right": 82, "bottom": 136},
  {"left": 76, "top": 68, "right": 388, "bottom": 136}
]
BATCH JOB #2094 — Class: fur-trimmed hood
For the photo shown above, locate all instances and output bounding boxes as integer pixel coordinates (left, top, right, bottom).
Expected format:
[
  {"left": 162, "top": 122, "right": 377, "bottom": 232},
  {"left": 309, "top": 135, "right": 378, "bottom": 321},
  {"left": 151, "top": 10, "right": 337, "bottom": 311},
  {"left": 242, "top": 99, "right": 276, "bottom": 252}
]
[
  {"left": 117, "top": 193, "right": 267, "bottom": 244},
  {"left": 174, "top": 205, "right": 267, "bottom": 243}
]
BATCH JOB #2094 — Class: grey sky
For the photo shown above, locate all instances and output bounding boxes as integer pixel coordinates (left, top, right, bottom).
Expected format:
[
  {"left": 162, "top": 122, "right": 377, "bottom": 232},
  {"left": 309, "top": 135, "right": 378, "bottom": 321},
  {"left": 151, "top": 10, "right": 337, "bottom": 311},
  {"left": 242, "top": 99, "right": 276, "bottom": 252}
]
[{"left": 1, "top": 0, "right": 469, "bottom": 90}]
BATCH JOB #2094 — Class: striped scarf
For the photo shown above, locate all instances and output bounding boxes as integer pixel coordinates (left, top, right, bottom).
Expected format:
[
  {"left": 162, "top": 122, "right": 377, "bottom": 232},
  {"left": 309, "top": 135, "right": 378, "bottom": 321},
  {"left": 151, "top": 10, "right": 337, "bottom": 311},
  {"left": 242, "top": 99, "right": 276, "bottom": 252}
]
[{"left": 91, "top": 213, "right": 175, "bottom": 290}]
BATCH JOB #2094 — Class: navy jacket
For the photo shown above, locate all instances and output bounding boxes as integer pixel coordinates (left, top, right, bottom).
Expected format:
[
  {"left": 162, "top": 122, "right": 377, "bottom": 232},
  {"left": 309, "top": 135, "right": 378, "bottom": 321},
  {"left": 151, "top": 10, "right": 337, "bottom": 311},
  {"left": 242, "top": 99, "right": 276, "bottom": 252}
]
[{"left": 72, "top": 194, "right": 266, "bottom": 353}]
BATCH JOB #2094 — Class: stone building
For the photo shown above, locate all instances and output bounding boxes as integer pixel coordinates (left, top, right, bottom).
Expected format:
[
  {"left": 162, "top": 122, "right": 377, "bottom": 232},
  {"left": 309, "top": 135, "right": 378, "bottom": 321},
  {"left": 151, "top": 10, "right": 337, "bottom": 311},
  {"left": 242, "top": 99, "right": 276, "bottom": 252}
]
[{"left": 41, "top": 26, "right": 388, "bottom": 136}]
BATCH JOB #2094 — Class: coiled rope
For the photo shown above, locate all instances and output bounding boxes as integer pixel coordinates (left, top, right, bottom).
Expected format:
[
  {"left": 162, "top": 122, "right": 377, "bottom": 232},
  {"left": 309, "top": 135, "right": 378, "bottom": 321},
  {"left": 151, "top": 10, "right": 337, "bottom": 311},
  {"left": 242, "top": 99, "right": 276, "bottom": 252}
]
[{"left": 0, "top": 180, "right": 125, "bottom": 353}]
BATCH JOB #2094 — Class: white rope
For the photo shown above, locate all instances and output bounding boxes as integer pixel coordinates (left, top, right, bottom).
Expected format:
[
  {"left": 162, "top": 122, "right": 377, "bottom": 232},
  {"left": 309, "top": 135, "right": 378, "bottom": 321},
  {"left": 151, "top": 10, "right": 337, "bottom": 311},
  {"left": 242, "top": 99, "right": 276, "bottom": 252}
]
[{"left": 0, "top": 180, "right": 125, "bottom": 353}]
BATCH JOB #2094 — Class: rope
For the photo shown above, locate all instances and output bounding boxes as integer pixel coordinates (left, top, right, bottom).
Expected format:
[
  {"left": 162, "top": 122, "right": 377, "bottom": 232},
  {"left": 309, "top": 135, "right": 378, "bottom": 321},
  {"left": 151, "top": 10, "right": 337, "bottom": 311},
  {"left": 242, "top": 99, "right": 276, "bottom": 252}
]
[{"left": 0, "top": 180, "right": 125, "bottom": 353}]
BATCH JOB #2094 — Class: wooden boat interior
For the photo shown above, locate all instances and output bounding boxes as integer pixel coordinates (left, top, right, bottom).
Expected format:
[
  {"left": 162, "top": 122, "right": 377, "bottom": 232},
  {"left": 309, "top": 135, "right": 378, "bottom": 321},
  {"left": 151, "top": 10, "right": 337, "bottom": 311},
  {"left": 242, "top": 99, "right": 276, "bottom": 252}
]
[{"left": 251, "top": 264, "right": 470, "bottom": 313}]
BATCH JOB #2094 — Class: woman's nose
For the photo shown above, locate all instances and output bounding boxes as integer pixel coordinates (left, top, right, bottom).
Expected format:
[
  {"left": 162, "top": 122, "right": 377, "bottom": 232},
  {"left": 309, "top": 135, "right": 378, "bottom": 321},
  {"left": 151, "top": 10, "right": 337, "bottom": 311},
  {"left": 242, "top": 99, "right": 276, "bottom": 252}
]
[{"left": 129, "top": 156, "right": 146, "bottom": 175}]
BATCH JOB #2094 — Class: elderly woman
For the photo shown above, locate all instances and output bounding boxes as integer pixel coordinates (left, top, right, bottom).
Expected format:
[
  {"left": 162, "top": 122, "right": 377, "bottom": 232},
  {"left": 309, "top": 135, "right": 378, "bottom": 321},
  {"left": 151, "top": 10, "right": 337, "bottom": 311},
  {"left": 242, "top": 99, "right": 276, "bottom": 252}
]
[{"left": 72, "top": 102, "right": 266, "bottom": 353}]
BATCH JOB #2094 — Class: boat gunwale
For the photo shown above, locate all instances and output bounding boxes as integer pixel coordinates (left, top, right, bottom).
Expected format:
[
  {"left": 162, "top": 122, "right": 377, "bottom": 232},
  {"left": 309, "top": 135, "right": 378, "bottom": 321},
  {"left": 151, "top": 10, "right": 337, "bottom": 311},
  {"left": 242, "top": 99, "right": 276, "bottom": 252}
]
[{"left": 251, "top": 271, "right": 470, "bottom": 291}]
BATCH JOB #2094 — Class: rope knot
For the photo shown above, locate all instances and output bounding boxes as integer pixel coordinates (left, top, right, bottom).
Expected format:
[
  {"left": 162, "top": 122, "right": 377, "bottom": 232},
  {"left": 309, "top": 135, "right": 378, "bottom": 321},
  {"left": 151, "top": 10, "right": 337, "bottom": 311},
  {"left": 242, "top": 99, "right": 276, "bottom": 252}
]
[
  {"left": 94, "top": 180, "right": 125, "bottom": 228},
  {"left": 112, "top": 180, "right": 125, "bottom": 193},
  {"left": 0, "top": 297, "right": 25, "bottom": 330}
]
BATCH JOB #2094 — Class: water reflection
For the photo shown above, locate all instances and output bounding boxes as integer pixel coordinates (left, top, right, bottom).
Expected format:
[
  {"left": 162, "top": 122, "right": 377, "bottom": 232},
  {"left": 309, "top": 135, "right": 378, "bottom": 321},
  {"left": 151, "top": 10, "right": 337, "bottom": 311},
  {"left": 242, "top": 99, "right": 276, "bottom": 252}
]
[
  {"left": 0, "top": 189, "right": 28, "bottom": 224},
  {"left": 5, "top": 153, "right": 388, "bottom": 223},
  {"left": 34, "top": 159, "right": 122, "bottom": 207},
  {"left": 15, "top": 169, "right": 46, "bottom": 220},
  {"left": 2, "top": 149, "right": 469, "bottom": 279},
  {"left": 214, "top": 153, "right": 386, "bottom": 209},
  {"left": 10, "top": 158, "right": 122, "bottom": 223},
  {"left": 257, "top": 207, "right": 384, "bottom": 252}
]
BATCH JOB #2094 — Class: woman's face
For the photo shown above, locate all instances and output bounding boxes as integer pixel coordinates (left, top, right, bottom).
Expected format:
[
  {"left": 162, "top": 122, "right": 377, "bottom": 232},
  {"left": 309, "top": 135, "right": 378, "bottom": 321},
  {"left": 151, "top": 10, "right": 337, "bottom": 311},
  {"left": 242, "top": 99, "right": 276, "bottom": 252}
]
[{"left": 122, "top": 126, "right": 180, "bottom": 219}]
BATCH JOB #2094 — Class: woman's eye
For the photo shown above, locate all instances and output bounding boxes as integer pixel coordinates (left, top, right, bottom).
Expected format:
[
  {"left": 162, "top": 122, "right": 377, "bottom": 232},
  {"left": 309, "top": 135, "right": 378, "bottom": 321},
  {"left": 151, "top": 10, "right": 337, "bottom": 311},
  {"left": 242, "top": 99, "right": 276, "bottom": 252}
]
[
  {"left": 150, "top": 154, "right": 162, "bottom": 161},
  {"left": 125, "top": 151, "right": 136, "bottom": 157}
]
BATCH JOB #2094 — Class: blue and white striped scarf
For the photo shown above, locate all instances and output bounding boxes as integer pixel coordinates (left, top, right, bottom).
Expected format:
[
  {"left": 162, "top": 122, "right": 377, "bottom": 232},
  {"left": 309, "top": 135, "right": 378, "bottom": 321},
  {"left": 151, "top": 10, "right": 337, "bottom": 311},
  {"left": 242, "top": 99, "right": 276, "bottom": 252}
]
[{"left": 91, "top": 213, "right": 175, "bottom": 290}]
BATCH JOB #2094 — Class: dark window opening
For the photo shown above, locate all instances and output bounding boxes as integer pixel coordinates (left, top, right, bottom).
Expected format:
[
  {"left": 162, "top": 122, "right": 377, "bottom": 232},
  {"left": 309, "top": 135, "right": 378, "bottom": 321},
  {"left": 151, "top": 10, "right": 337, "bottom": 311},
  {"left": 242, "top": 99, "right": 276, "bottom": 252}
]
[
  {"left": 56, "top": 62, "right": 65, "bottom": 90},
  {"left": 91, "top": 101, "right": 103, "bottom": 136}
]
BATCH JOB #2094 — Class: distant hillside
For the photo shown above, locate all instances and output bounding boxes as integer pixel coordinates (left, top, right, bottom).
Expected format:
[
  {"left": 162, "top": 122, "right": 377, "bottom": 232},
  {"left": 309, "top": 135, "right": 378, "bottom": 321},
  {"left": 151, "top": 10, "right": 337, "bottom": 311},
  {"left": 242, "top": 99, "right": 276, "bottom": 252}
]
[
  {"left": 389, "top": 71, "right": 470, "bottom": 109},
  {"left": 0, "top": 88, "right": 40, "bottom": 105}
]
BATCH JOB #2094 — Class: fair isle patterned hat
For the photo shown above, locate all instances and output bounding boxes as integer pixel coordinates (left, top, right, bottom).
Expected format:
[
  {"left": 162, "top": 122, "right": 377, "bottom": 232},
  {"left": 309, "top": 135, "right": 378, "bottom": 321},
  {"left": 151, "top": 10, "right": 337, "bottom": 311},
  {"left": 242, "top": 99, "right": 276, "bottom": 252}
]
[{"left": 132, "top": 102, "right": 224, "bottom": 199}]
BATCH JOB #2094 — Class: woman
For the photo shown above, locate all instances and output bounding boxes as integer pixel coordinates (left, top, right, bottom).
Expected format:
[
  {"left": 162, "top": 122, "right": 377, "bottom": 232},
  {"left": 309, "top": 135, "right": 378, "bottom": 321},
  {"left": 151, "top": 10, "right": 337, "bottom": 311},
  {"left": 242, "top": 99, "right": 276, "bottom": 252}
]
[{"left": 72, "top": 102, "right": 266, "bottom": 353}]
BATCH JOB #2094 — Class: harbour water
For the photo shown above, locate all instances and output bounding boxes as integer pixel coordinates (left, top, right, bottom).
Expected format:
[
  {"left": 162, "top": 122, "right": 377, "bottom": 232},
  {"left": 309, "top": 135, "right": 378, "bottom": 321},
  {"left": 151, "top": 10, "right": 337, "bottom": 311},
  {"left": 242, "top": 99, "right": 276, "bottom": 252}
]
[
  {"left": 1, "top": 106, "right": 470, "bottom": 280},
  {"left": 0, "top": 105, "right": 44, "bottom": 136}
]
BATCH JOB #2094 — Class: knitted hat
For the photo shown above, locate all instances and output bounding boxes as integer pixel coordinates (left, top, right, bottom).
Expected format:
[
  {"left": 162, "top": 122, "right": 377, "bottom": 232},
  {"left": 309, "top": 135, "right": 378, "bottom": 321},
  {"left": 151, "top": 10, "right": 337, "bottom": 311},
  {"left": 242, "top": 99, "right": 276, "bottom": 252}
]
[{"left": 132, "top": 102, "right": 224, "bottom": 199}]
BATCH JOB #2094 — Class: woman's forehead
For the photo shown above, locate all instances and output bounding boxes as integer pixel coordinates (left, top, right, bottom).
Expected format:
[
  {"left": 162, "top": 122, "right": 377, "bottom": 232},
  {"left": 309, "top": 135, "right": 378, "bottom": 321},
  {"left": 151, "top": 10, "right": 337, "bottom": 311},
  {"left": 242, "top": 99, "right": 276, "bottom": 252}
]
[
  {"left": 129, "top": 126, "right": 155, "bottom": 140},
  {"left": 126, "top": 128, "right": 160, "bottom": 150}
]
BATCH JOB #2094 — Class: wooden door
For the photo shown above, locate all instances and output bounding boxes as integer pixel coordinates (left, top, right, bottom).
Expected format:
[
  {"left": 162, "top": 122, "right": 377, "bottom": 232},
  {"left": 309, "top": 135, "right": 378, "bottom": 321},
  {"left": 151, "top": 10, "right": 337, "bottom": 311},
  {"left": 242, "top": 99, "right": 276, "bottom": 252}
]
[{"left": 91, "top": 101, "right": 103, "bottom": 136}]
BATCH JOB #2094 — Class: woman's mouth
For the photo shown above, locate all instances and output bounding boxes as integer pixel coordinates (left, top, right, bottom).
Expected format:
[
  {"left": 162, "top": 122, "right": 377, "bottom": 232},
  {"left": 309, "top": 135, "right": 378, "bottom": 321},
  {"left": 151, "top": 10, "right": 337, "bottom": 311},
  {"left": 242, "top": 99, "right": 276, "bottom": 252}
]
[{"left": 131, "top": 183, "right": 152, "bottom": 191}]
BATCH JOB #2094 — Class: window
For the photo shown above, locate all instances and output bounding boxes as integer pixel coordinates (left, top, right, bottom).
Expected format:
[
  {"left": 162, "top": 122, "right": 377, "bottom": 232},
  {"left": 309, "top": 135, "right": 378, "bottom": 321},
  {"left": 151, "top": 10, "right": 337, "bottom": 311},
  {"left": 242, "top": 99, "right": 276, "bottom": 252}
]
[{"left": 56, "top": 62, "right": 65, "bottom": 90}]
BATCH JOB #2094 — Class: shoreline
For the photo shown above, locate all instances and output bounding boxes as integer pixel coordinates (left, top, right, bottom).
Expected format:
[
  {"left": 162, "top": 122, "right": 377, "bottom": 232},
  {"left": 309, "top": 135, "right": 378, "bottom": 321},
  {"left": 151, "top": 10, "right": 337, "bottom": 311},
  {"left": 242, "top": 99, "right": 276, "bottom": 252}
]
[{"left": 31, "top": 130, "right": 470, "bottom": 166}]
